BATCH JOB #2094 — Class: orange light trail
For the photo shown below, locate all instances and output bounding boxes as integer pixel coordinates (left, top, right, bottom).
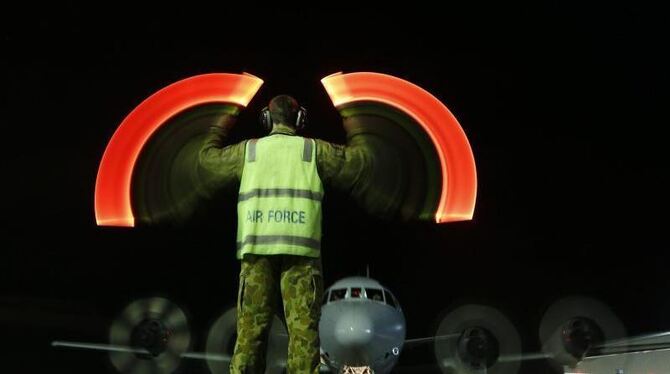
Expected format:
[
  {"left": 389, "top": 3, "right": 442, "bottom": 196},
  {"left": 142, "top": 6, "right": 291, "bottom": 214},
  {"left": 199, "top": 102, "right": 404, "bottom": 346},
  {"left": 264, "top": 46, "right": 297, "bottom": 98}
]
[
  {"left": 321, "top": 72, "right": 477, "bottom": 223},
  {"left": 95, "top": 73, "right": 263, "bottom": 227}
]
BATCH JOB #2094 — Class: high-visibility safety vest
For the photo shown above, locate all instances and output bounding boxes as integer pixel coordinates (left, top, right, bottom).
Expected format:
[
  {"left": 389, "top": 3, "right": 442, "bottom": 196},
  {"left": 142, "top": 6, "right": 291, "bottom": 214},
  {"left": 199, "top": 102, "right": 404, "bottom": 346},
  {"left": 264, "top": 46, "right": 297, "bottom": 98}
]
[{"left": 236, "top": 134, "right": 324, "bottom": 259}]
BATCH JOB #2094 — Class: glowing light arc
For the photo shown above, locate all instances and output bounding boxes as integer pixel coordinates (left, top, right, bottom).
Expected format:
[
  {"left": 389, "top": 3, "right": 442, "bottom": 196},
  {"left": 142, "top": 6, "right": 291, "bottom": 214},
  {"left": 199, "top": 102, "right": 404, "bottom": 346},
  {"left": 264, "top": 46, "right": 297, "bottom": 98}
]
[
  {"left": 95, "top": 73, "right": 263, "bottom": 227},
  {"left": 321, "top": 72, "right": 477, "bottom": 223}
]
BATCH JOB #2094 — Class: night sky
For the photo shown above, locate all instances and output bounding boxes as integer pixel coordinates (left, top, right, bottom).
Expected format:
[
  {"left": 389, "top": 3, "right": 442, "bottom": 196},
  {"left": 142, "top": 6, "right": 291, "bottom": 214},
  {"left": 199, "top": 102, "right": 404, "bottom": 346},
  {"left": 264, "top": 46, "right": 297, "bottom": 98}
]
[{"left": 2, "top": 4, "right": 668, "bottom": 373}]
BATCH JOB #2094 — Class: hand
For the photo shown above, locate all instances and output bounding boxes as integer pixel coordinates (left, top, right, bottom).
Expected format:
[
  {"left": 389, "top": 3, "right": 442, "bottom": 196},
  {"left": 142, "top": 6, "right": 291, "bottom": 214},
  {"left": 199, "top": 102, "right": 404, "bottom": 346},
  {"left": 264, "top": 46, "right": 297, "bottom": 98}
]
[{"left": 225, "top": 104, "right": 242, "bottom": 117}]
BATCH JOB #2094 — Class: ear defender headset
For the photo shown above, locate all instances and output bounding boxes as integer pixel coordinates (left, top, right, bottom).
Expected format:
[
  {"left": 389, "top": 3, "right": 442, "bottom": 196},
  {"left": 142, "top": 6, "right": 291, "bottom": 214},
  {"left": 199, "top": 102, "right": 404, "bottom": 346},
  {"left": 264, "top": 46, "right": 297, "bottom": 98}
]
[{"left": 259, "top": 105, "right": 307, "bottom": 132}]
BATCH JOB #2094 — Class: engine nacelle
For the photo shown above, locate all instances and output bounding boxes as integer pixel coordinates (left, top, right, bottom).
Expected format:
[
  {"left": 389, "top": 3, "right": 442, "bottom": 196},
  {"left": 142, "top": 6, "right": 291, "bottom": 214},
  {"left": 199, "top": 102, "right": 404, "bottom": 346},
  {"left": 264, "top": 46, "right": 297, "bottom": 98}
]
[
  {"left": 434, "top": 304, "right": 521, "bottom": 374},
  {"left": 109, "top": 297, "right": 191, "bottom": 374},
  {"left": 457, "top": 326, "right": 500, "bottom": 370},
  {"left": 539, "top": 296, "right": 626, "bottom": 370}
]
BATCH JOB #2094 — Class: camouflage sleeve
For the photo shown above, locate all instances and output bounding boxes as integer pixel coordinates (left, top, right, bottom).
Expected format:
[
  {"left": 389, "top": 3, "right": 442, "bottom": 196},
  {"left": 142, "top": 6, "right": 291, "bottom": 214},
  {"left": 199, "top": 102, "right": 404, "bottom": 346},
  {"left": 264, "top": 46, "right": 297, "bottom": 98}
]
[
  {"left": 315, "top": 125, "right": 403, "bottom": 219},
  {"left": 315, "top": 136, "right": 371, "bottom": 194},
  {"left": 198, "top": 107, "right": 246, "bottom": 196}
]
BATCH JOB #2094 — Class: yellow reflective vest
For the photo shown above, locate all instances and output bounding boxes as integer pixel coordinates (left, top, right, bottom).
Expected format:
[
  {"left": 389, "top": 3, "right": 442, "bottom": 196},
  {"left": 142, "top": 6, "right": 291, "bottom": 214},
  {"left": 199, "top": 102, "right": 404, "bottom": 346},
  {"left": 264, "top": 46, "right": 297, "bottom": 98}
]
[{"left": 236, "top": 134, "right": 324, "bottom": 259}]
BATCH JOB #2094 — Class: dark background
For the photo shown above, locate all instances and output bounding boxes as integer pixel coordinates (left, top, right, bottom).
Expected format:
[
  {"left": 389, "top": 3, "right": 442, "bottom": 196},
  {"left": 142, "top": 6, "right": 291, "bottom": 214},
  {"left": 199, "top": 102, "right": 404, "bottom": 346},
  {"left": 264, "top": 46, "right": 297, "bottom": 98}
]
[{"left": 2, "top": 4, "right": 668, "bottom": 373}]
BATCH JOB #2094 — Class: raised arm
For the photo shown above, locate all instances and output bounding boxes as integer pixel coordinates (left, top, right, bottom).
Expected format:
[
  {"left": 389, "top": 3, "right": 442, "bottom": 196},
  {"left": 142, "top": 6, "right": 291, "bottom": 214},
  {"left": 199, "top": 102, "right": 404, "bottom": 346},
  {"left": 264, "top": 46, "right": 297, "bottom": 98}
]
[
  {"left": 316, "top": 123, "right": 404, "bottom": 220},
  {"left": 198, "top": 105, "right": 247, "bottom": 196}
]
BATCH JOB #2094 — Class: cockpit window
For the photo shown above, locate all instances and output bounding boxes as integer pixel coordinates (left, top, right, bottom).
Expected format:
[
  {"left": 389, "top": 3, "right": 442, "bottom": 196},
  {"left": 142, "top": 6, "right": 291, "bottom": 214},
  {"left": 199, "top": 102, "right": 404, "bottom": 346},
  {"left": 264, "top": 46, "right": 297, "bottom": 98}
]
[
  {"left": 350, "top": 287, "right": 362, "bottom": 298},
  {"left": 323, "top": 291, "right": 330, "bottom": 305},
  {"left": 383, "top": 289, "right": 397, "bottom": 308},
  {"left": 329, "top": 289, "right": 346, "bottom": 302},
  {"left": 366, "top": 288, "right": 384, "bottom": 302}
]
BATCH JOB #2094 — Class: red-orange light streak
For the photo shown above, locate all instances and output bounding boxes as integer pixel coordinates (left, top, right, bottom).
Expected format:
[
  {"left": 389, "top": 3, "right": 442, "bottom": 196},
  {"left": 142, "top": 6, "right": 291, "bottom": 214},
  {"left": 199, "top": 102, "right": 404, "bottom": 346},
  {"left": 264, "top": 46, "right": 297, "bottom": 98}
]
[
  {"left": 95, "top": 73, "right": 263, "bottom": 227},
  {"left": 321, "top": 72, "right": 477, "bottom": 223}
]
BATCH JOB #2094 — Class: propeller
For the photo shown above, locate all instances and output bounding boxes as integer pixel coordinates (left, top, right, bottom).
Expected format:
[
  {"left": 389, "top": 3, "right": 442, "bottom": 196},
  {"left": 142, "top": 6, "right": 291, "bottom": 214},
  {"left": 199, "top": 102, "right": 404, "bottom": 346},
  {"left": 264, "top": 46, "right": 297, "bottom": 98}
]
[
  {"left": 538, "top": 296, "right": 627, "bottom": 371},
  {"left": 434, "top": 304, "right": 521, "bottom": 374},
  {"left": 109, "top": 297, "right": 191, "bottom": 374}
]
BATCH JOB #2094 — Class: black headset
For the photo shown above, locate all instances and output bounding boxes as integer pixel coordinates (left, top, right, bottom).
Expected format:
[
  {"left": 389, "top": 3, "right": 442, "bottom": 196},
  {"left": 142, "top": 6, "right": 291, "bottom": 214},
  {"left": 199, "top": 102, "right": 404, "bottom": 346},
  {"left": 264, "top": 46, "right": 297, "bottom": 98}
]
[{"left": 259, "top": 105, "right": 307, "bottom": 132}]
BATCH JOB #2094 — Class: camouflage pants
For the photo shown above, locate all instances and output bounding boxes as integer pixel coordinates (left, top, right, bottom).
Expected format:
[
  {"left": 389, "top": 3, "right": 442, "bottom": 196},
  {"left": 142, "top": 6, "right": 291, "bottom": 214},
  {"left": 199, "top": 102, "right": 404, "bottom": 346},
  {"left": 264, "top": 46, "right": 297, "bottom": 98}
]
[{"left": 230, "top": 254, "right": 323, "bottom": 374}]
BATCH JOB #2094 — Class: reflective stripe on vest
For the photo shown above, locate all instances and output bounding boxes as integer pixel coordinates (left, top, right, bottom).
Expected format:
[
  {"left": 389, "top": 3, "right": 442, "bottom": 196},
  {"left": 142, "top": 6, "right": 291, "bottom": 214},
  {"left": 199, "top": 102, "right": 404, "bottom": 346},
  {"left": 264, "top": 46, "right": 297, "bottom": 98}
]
[
  {"left": 236, "top": 135, "right": 323, "bottom": 259},
  {"left": 238, "top": 188, "right": 324, "bottom": 202}
]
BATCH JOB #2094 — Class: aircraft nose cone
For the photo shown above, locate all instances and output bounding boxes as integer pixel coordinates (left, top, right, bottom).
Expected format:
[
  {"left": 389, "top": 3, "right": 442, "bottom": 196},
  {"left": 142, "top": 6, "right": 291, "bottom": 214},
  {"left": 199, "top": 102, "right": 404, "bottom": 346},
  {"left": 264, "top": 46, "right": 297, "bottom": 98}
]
[{"left": 334, "top": 313, "right": 374, "bottom": 347}]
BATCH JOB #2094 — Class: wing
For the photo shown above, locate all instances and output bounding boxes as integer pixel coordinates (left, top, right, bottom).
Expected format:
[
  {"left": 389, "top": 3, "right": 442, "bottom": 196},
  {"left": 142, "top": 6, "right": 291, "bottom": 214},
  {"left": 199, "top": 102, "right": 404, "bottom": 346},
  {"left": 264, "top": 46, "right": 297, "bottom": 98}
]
[{"left": 404, "top": 333, "right": 461, "bottom": 347}]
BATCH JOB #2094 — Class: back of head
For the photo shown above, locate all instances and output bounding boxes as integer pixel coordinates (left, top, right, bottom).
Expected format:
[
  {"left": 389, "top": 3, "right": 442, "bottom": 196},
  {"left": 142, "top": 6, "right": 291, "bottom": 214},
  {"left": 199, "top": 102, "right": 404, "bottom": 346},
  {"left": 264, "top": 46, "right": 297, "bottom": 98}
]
[{"left": 268, "top": 95, "right": 300, "bottom": 127}]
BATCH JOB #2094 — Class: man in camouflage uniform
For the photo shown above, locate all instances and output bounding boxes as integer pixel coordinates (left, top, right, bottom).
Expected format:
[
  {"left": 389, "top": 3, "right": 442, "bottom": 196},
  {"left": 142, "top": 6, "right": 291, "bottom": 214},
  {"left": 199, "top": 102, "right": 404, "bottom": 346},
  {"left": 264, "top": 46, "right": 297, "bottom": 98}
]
[
  {"left": 233, "top": 254, "right": 323, "bottom": 373},
  {"left": 199, "top": 95, "right": 371, "bottom": 374}
]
